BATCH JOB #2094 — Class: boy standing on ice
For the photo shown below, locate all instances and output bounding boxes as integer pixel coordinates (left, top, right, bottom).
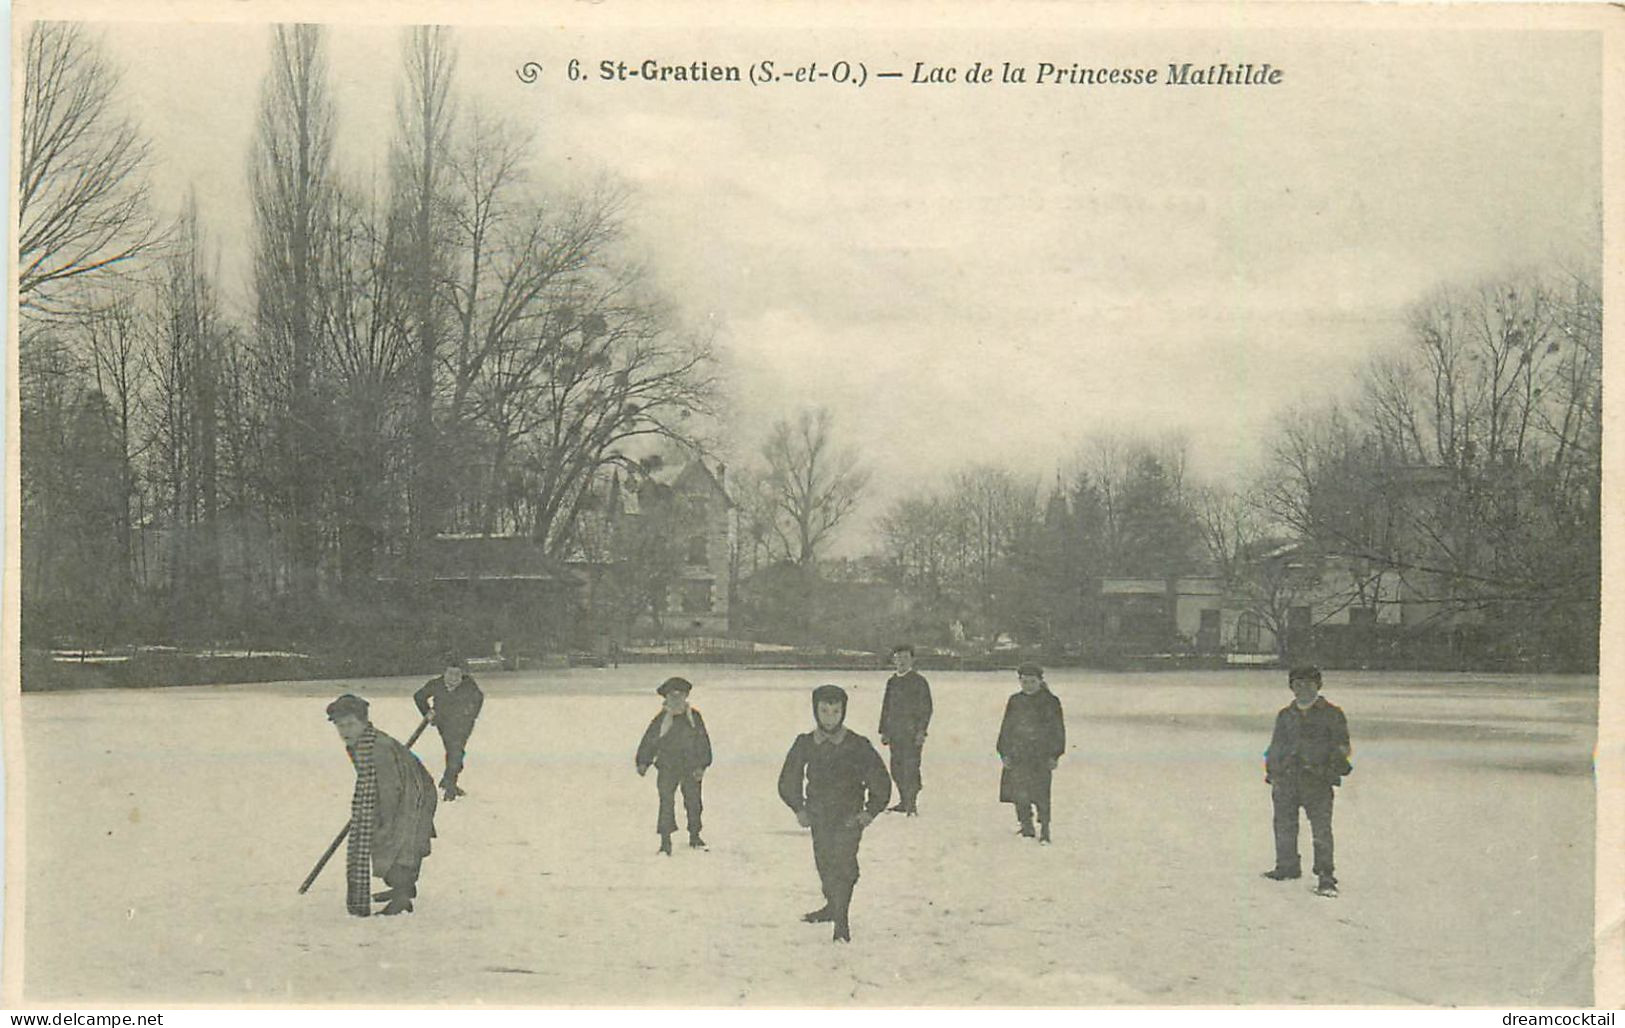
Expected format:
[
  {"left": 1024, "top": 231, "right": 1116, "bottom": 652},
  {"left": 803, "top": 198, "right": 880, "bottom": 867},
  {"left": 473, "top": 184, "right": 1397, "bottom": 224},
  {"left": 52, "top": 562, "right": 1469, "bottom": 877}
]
[
  {"left": 778, "top": 684, "right": 892, "bottom": 943},
  {"left": 879, "top": 643, "right": 932, "bottom": 816},
  {"left": 997, "top": 662, "right": 1066, "bottom": 844},
  {"left": 635, "top": 676, "right": 713, "bottom": 855},
  {"left": 413, "top": 652, "right": 485, "bottom": 802},
  {"left": 327, "top": 694, "right": 438, "bottom": 916},
  {"left": 1262, "top": 665, "right": 1352, "bottom": 897}
]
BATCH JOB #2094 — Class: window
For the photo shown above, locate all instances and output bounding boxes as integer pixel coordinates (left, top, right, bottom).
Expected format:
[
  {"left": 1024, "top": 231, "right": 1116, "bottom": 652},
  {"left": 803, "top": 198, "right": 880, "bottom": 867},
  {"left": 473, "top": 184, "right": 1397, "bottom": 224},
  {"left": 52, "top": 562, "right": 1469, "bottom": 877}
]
[
  {"left": 1237, "top": 612, "right": 1262, "bottom": 652},
  {"left": 686, "top": 534, "right": 708, "bottom": 565},
  {"left": 1197, "top": 609, "right": 1220, "bottom": 650},
  {"left": 681, "top": 579, "right": 713, "bottom": 613},
  {"left": 1348, "top": 606, "right": 1377, "bottom": 627}
]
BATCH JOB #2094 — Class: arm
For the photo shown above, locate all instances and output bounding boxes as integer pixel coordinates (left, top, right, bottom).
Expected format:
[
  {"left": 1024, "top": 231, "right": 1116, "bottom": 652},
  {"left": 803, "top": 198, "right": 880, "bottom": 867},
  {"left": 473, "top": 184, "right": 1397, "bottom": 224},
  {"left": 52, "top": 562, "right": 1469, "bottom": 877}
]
[
  {"left": 635, "top": 715, "right": 661, "bottom": 770},
  {"left": 1264, "top": 711, "right": 1288, "bottom": 782},
  {"left": 468, "top": 682, "right": 485, "bottom": 722},
  {"left": 1049, "top": 695, "right": 1066, "bottom": 763},
  {"left": 777, "top": 736, "right": 810, "bottom": 813},
  {"left": 860, "top": 739, "right": 893, "bottom": 821},
  {"left": 878, "top": 680, "right": 894, "bottom": 742},
  {"left": 919, "top": 676, "right": 933, "bottom": 735},
  {"left": 412, "top": 681, "right": 435, "bottom": 717},
  {"left": 996, "top": 697, "right": 1015, "bottom": 759},
  {"left": 696, "top": 710, "right": 713, "bottom": 770},
  {"left": 1331, "top": 708, "right": 1352, "bottom": 775}
]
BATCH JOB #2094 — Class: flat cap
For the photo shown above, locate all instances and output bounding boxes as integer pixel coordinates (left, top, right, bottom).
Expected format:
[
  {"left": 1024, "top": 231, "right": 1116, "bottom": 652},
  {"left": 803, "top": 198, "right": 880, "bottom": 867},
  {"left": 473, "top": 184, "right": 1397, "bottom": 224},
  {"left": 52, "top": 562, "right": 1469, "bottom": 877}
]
[{"left": 325, "top": 693, "right": 370, "bottom": 721}]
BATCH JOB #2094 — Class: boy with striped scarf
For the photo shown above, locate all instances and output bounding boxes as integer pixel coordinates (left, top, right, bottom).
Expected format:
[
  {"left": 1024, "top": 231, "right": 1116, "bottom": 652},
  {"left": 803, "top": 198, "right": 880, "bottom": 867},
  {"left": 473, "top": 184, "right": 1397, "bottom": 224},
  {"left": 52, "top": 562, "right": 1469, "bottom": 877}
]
[{"left": 327, "top": 694, "right": 438, "bottom": 916}]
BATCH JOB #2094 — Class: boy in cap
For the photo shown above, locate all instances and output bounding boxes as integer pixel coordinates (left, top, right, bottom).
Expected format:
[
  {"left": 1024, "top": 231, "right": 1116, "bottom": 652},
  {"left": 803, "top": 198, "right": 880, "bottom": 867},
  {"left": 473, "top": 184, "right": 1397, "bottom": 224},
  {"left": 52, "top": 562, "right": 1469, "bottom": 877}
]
[
  {"left": 414, "top": 652, "right": 485, "bottom": 802},
  {"left": 778, "top": 684, "right": 892, "bottom": 942},
  {"left": 635, "top": 676, "right": 713, "bottom": 855},
  {"left": 997, "top": 662, "right": 1066, "bottom": 844},
  {"left": 1263, "top": 665, "right": 1352, "bottom": 897},
  {"left": 879, "top": 643, "right": 932, "bottom": 816},
  {"left": 326, "top": 694, "right": 438, "bottom": 916}
]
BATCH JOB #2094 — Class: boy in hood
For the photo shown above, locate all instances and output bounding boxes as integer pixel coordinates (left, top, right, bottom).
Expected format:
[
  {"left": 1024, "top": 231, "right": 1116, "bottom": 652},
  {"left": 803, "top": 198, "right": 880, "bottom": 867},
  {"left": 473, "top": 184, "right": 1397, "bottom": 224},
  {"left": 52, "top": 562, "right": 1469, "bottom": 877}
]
[
  {"left": 326, "top": 693, "right": 437, "bottom": 916},
  {"left": 777, "top": 684, "right": 892, "bottom": 942},
  {"left": 997, "top": 662, "right": 1066, "bottom": 844},
  {"left": 635, "top": 676, "right": 713, "bottom": 855},
  {"left": 1263, "top": 665, "right": 1352, "bottom": 897},
  {"left": 413, "top": 652, "right": 485, "bottom": 802}
]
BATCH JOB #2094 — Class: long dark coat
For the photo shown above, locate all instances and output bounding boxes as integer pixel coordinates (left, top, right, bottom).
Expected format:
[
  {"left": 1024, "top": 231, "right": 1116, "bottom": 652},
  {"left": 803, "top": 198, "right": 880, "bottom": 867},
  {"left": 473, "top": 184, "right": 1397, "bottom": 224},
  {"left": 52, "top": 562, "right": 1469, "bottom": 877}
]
[
  {"left": 996, "top": 686, "right": 1066, "bottom": 802},
  {"left": 366, "top": 729, "right": 438, "bottom": 874}
]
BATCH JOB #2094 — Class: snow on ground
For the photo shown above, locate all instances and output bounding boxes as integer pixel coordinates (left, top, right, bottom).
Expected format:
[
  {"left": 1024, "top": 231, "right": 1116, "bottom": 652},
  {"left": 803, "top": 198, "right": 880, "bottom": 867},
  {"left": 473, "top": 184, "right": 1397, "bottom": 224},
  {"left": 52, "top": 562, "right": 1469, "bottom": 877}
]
[{"left": 16, "top": 667, "right": 1596, "bottom": 1006}]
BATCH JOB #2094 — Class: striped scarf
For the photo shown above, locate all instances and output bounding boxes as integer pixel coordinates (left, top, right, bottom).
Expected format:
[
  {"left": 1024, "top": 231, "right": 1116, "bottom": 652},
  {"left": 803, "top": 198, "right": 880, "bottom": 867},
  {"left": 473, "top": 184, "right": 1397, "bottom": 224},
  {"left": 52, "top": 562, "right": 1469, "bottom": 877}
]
[{"left": 345, "top": 726, "right": 378, "bottom": 916}]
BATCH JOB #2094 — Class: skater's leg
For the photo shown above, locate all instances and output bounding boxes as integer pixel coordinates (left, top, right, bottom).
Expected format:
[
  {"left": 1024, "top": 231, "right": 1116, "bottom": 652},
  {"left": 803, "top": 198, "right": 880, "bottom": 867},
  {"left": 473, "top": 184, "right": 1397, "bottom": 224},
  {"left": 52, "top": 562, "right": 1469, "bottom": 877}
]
[
  {"left": 1035, "top": 766, "right": 1054, "bottom": 838},
  {"left": 1270, "top": 780, "right": 1303, "bottom": 875},
  {"left": 439, "top": 729, "right": 468, "bottom": 795},
  {"left": 680, "top": 773, "right": 704, "bottom": 835},
  {"left": 890, "top": 743, "right": 922, "bottom": 812},
  {"left": 655, "top": 767, "right": 681, "bottom": 836},
  {"left": 826, "top": 822, "right": 862, "bottom": 941},
  {"left": 1303, "top": 778, "right": 1336, "bottom": 882},
  {"left": 379, "top": 858, "right": 420, "bottom": 914}
]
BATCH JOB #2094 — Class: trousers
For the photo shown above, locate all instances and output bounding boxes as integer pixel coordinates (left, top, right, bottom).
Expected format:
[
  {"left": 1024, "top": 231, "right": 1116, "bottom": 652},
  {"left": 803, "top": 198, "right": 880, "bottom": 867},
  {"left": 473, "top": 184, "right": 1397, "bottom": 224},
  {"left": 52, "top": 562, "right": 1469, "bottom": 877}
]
[
  {"left": 1271, "top": 774, "right": 1335, "bottom": 879},
  {"left": 438, "top": 730, "right": 469, "bottom": 790},
  {"left": 382, "top": 855, "right": 422, "bottom": 899},
  {"left": 810, "top": 816, "right": 865, "bottom": 921},
  {"left": 656, "top": 766, "right": 703, "bottom": 835},
  {"left": 889, "top": 741, "right": 924, "bottom": 809}
]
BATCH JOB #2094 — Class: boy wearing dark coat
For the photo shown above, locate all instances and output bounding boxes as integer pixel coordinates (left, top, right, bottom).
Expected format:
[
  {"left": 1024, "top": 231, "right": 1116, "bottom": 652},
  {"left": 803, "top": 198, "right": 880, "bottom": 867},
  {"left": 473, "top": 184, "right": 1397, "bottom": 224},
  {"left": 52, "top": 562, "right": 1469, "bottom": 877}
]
[
  {"left": 778, "top": 684, "right": 892, "bottom": 942},
  {"left": 635, "top": 676, "right": 713, "bottom": 855},
  {"left": 1263, "top": 665, "right": 1352, "bottom": 897},
  {"left": 327, "top": 694, "right": 438, "bottom": 917},
  {"left": 413, "top": 653, "right": 485, "bottom": 802},
  {"left": 879, "top": 643, "right": 933, "bottom": 816},
  {"left": 997, "top": 662, "right": 1066, "bottom": 844}
]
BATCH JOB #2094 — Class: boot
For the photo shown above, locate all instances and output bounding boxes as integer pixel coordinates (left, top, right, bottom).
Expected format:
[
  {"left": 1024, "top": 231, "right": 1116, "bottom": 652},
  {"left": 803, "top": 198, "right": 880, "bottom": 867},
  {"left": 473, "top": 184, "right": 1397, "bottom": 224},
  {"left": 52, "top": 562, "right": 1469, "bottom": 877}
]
[
  {"left": 658, "top": 833, "right": 673, "bottom": 856},
  {"left": 1039, "top": 822, "right": 1051, "bottom": 844},
  {"left": 442, "top": 786, "right": 458, "bottom": 802},
  {"left": 832, "top": 919, "right": 851, "bottom": 943},
  {"left": 801, "top": 906, "right": 834, "bottom": 923},
  {"left": 1018, "top": 819, "right": 1036, "bottom": 838},
  {"left": 378, "top": 897, "right": 414, "bottom": 915},
  {"left": 689, "top": 831, "right": 706, "bottom": 849}
]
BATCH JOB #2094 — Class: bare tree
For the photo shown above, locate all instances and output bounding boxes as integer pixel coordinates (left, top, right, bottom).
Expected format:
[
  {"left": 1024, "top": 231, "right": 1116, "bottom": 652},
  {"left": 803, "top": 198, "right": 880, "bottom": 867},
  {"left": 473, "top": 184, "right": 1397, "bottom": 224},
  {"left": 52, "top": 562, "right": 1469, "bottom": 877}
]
[
  {"left": 82, "top": 283, "right": 149, "bottom": 587},
  {"left": 18, "top": 22, "right": 161, "bottom": 313},
  {"left": 759, "top": 407, "right": 869, "bottom": 566},
  {"left": 319, "top": 184, "right": 415, "bottom": 582},
  {"left": 250, "top": 24, "right": 339, "bottom": 600},
  {"left": 391, "top": 25, "right": 459, "bottom": 554}
]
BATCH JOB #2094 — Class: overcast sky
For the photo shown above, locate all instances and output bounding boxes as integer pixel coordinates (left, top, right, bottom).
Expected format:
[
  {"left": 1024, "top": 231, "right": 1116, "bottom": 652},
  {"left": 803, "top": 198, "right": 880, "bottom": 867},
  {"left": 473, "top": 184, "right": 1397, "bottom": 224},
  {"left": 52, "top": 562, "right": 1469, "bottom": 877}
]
[{"left": 83, "top": 8, "right": 1602, "bottom": 547}]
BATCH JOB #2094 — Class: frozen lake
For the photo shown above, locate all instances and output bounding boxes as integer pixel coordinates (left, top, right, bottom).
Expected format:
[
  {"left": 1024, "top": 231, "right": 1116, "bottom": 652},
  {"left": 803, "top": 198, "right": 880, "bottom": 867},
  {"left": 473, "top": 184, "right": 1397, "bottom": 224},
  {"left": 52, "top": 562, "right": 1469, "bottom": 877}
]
[{"left": 15, "top": 666, "right": 1597, "bottom": 1006}]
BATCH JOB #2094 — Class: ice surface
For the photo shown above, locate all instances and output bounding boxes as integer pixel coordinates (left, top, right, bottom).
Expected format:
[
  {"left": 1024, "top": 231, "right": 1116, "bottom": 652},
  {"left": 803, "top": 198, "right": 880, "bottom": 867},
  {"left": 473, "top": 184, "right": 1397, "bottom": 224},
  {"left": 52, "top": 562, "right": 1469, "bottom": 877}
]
[{"left": 15, "top": 667, "right": 1596, "bottom": 1006}]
